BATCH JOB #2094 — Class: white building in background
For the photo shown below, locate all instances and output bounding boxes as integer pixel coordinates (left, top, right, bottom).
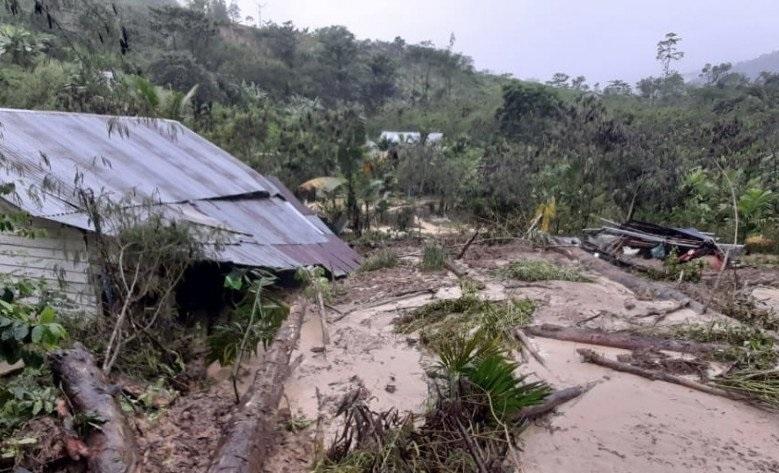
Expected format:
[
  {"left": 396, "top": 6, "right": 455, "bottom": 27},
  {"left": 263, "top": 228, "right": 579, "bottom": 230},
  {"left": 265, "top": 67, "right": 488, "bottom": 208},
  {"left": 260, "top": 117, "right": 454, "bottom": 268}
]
[{"left": 379, "top": 131, "right": 444, "bottom": 145}]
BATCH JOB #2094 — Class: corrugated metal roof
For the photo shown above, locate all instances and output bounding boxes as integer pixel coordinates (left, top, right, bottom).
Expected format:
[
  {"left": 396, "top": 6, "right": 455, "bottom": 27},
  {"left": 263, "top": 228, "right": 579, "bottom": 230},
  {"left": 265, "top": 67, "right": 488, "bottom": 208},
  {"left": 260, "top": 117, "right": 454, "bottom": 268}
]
[{"left": 0, "top": 108, "right": 361, "bottom": 275}]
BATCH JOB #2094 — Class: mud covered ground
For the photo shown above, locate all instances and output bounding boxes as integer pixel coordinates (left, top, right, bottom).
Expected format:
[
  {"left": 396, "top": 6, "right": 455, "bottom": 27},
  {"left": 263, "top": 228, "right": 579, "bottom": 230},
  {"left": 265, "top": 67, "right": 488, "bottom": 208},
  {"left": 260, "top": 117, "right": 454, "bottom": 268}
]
[
  {"left": 133, "top": 238, "right": 779, "bottom": 473},
  {"left": 263, "top": 239, "right": 779, "bottom": 472}
]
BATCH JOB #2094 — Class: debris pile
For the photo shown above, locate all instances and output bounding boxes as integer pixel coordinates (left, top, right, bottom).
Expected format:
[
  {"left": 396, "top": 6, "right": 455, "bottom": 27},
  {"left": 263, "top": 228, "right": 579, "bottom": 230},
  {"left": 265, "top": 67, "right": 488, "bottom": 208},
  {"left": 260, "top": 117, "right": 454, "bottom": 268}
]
[{"left": 583, "top": 219, "right": 743, "bottom": 264}]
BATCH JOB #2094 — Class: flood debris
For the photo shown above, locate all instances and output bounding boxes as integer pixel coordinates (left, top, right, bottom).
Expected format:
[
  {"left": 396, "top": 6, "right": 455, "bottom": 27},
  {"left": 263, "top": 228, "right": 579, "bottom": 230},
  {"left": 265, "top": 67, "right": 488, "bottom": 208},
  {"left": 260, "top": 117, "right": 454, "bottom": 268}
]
[
  {"left": 583, "top": 219, "right": 744, "bottom": 266},
  {"left": 524, "top": 324, "right": 727, "bottom": 354},
  {"left": 576, "top": 348, "right": 752, "bottom": 404}
]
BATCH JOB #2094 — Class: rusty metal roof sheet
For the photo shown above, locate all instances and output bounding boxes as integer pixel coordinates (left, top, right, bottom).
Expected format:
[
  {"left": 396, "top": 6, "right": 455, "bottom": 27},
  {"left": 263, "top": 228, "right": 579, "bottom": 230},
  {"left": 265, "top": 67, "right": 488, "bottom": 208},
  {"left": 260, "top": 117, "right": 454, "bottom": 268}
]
[{"left": 0, "top": 108, "right": 360, "bottom": 275}]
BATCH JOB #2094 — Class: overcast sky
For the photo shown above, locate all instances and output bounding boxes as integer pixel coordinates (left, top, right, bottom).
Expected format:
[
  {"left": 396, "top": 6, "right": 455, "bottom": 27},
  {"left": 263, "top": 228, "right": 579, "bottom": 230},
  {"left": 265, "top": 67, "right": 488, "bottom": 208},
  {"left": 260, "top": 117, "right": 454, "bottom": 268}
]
[{"left": 232, "top": 0, "right": 779, "bottom": 85}]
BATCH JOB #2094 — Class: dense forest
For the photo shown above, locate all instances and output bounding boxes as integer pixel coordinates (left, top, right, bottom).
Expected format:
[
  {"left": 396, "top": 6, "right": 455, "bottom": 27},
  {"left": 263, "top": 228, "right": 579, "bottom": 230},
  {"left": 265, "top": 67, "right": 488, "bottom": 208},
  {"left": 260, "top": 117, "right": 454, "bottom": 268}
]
[{"left": 0, "top": 0, "right": 778, "bottom": 247}]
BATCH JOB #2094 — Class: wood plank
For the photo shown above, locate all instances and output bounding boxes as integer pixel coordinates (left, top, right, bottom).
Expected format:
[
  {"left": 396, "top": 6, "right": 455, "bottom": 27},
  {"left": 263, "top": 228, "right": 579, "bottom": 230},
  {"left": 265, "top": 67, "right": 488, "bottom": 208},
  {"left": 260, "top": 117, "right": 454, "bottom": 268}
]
[
  {"left": 0, "top": 233, "right": 88, "bottom": 251},
  {"left": 0, "top": 244, "right": 89, "bottom": 263},
  {"left": 0, "top": 264, "right": 92, "bottom": 284}
]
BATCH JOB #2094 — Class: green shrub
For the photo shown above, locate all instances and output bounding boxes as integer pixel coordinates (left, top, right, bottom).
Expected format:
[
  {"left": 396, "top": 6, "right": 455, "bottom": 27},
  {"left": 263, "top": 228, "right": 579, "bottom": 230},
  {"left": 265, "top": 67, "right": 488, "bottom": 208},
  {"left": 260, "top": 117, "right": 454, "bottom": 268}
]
[
  {"left": 393, "top": 206, "right": 415, "bottom": 232},
  {"left": 420, "top": 242, "right": 447, "bottom": 271},
  {"left": 464, "top": 352, "right": 551, "bottom": 418},
  {"left": 359, "top": 249, "right": 399, "bottom": 272}
]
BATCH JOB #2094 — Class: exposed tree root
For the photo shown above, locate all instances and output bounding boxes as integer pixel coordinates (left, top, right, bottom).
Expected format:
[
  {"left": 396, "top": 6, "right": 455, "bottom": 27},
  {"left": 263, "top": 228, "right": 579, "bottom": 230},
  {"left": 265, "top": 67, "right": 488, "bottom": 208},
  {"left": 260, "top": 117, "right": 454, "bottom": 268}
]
[
  {"left": 49, "top": 343, "right": 138, "bottom": 473},
  {"left": 207, "top": 302, "right": 307, "bottom": 473}
]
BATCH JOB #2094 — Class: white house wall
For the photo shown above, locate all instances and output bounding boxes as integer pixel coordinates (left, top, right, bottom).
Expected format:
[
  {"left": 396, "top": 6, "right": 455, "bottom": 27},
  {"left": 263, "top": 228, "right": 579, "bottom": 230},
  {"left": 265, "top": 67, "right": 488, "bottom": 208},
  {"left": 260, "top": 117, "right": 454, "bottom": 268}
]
[{"left": 0, "top": 216, "right": 99, "bottom": 314}]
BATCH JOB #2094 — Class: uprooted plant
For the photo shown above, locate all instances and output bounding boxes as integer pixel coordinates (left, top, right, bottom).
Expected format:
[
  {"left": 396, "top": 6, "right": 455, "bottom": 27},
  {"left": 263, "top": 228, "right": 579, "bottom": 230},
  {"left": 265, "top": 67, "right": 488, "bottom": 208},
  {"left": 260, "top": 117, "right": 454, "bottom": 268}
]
[
  {"left": 358, "top": 249, "right": 399, "bottom": 272},
  {"left": 316, "top": 331, "right": 551, "bottom": 473},
  {"left": 420, "top": 241, "right": 448, "bottom": 271}
]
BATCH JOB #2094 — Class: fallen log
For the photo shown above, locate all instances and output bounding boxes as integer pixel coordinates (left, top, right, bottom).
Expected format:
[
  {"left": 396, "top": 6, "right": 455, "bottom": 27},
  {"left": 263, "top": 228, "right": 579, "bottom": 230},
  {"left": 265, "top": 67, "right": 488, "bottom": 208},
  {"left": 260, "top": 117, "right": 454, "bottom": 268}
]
[
  {"left": 444, "top": 260, "right": 469, "bottom": 278},
  {"left": 207, "top": 302, "right": 307, "bottom": 473},
  {"left": 524, "top": 324, "right": 726, "bottom": 354},
  {"left": 556, "top": 247, "right": 706, "bottom": 313},
  {"left": 49, "top": 343, "right": 138, "bottom": 473},
  {"left": 517, "top": 384, "right": 591, "bottom": 420},
  {"left": 576, "top": 348, "right": 749, "bottom": 403}
]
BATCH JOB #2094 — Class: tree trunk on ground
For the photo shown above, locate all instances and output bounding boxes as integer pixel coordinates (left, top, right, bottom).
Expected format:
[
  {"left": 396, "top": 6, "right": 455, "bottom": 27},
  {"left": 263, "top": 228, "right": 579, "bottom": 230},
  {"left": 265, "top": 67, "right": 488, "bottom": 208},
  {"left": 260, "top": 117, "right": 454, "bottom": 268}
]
[
  {"left": 517, "top": 385, "right": 590, "bottom": 420},
  {"left": 524, "top": 324, "right": 726, "bottom": 354},
  {"left": 577, "top": 348, "right": 749, "bottom": 403},
  {"left": 49, "top": 343, "right": 138, "bottom": 473},
  {"left": 555, "top": 247, "right": 706, "bottom": 313},
  {"left": 208, "top": 302, "right": 307, "bottom": 473}
]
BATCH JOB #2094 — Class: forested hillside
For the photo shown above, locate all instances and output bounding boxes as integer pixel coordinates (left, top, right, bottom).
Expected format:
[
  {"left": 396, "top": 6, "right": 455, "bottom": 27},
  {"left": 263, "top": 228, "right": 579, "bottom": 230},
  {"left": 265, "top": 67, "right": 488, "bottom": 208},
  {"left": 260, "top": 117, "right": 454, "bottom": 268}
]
[
  {"left": 1, "top": 0, "right": 778, "bottom": 246},
  {"left": 731, "top": 50, "right": 779, "bottom": 79}
]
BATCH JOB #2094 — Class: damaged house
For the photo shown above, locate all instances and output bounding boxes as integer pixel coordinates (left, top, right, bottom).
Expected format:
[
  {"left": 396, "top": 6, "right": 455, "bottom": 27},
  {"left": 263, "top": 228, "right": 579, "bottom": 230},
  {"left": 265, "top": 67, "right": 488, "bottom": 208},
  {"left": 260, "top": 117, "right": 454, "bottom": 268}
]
[{"left": 0, "top": 108, "right": 361, "bottom": 314}]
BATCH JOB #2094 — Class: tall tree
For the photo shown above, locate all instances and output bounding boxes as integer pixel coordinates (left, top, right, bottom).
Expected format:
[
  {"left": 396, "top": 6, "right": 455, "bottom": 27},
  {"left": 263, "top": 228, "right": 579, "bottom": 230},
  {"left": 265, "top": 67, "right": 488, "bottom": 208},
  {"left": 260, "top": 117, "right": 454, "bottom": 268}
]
[{"left": 656, "top": 32, "right": 684, "bottom": 77}]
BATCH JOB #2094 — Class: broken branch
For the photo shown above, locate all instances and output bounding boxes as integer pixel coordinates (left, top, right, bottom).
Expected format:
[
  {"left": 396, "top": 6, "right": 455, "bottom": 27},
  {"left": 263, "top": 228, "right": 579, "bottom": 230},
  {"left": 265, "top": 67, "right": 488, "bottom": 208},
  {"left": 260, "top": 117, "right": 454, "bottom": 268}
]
[
  {"left": 525, "top": 324, "right": 726, "bottom": 354},
  {"left": 577, "top": 348, "right": 749, "bottom": 403},
  {"left": 517, "top": 384, "right": 591, "bottom": 420}
]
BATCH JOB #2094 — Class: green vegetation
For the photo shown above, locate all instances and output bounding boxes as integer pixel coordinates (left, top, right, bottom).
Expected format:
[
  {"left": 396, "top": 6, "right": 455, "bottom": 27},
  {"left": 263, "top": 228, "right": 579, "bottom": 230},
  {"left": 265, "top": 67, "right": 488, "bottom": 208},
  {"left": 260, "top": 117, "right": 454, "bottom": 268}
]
[
  {"left": 358, "top": 249, "right": 399, "bottom": 272},
  {"left": 641, "top": 250, "right": 706, "bottom": 283},
  {"left": 3, "top": 3, "right": 778, "bottom": 241},
  {"left": 498, "top": 259, "right": 591, "bottom": 283},
  {"left": 397, "top": 294, "right": 535, "bottom": 353},
  {"left": 0, "top": 280, "right": 68, "bottom": 437},
  {"left": 209, "top": 269, "right": 288, "bottom": 402},
  {"left": 319, "top": 287, "right": 547, "bottom": 471},
  {"left": 420, "top": 242, "right": 447, "bottom": 271}
]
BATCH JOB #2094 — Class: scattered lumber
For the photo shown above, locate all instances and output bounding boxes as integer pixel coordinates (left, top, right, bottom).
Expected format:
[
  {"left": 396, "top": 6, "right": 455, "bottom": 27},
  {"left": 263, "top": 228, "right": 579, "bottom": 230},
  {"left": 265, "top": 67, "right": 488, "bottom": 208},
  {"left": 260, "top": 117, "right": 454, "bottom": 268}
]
[
  {"left": 577, "top": 348, "right": 749, "bottom": 403},
  {"left": 517, "top": 384, "right": 591, "bottom": 420},
  {"left": 49, "top": 343, "right": 138, "bottom": 473},
  {"left": 207, "top": 302, "right": 307, "bottom": 473},
  {"left": 524, "top": 324, "right": 726, "bottom": 354}
]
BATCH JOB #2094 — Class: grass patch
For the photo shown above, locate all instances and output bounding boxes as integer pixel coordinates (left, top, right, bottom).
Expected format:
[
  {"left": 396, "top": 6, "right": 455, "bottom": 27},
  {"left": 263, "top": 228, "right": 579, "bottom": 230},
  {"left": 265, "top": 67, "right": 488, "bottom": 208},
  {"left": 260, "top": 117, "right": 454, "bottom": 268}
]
[
  {"left": 420, "top": 242, "right": 447, "bottom": 271},
  {"left": 396, "top": 294, "right": 535, "bottom": 352},
  {"left": 358, "top": 249, "right": 399, "bottom": 272},
  {"left": 498, "top": 259, "right": 591, "bottom": 283}
]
